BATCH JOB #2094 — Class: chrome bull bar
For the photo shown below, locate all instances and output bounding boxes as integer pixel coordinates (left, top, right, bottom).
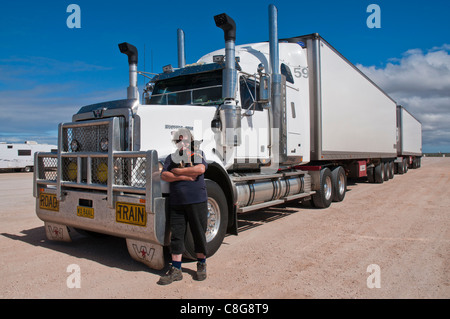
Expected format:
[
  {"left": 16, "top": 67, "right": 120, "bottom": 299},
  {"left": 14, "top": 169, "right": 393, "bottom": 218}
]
[
  {"left": 33, "top": 147, "right": 167, "bottom": 269},
  {"left": 34, "top": 117, "right": 161, "bottom": 213},
  {"left": 34, "top": 149, "right": 161, "bottom": 214}
]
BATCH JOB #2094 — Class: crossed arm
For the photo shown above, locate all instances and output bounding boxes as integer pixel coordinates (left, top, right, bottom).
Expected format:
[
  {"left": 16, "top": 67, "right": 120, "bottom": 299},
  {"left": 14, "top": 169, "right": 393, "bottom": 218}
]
[{"left": 161, "top": 164, "right": 206, "bottom": 182}]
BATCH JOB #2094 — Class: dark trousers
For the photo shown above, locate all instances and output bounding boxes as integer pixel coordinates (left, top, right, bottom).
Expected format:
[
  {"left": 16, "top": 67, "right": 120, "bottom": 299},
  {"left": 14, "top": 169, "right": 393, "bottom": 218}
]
[{"left": 169, "top": 201, "right": 208, "bottom": 256}]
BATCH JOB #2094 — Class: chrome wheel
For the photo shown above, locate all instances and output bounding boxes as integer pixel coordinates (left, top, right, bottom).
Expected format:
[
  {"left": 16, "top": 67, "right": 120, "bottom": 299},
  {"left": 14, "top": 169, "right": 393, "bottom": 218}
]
[
  {"left": 324, "top": 176, "right": 332, "bottom": 201},
  {"left": 206, "top": 198, "right": 220, "bottom": 243},
  {"left": 338, "top": 173, "right": 345, "bottom": 195}
]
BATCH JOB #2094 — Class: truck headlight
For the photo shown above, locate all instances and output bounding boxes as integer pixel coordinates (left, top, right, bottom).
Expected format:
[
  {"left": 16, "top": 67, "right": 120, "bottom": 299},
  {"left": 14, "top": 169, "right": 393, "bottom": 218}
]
[
  {"left": 100, "top": 138, "right": 109, "bottom": 152},
  {"left": 70, "top": 139, "right": 80, "bottom": 152}
]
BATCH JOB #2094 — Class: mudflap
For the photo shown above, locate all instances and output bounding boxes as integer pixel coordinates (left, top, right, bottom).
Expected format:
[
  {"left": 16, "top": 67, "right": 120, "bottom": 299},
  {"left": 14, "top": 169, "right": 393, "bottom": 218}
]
[
  {"left": 45, "top": 222, "right": 72, "bottom": 242},
  {"left": 126, "top": 238, "right": 165, "bottom": 270}
]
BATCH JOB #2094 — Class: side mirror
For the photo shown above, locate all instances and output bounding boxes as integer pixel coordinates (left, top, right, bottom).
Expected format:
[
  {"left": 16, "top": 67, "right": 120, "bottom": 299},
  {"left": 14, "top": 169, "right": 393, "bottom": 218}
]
[{"left": 145, "top": 82, "right": 155, "bottom": 93}]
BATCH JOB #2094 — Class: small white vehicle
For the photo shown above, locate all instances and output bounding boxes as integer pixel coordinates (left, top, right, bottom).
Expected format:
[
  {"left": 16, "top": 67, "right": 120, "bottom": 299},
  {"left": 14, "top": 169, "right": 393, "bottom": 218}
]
[{"left": 0, "top": 141, "right": 56, "bottom": 172}]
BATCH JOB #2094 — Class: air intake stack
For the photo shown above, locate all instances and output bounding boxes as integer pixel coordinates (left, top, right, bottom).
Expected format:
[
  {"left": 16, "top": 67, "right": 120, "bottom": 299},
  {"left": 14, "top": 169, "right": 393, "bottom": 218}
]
[{"left": 118, "top": 42, "right": 139, "bottom": 100}]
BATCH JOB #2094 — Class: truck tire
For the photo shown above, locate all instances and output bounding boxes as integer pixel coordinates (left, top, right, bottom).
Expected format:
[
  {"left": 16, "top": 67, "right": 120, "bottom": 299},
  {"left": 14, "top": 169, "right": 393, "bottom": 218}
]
[
  {"left": 312, "top": 167, "right": 333, "bottom": 208},
  {"left": 388, "top": 161, "right": 394, "bottom": 179},
  {"left": 383, "top": 162, "right": 389, "bottom": 181},
  {"left": 403, "top": 158, "right": 408, "bottom": 173},
  {"left": 367, "top": 166, "right": 375, "bottom": 183},
  {"left": 331, "top": 166, "right": 346, "bottom": 202},
  {"left": 184, "top": 179, "right": 228, "bottom": 260},
  {"left": 397, "top": 161, "right": 404, "bottom": 174},
  {"left": 374, "top": 163, "right": 384, "bottom": 183}
]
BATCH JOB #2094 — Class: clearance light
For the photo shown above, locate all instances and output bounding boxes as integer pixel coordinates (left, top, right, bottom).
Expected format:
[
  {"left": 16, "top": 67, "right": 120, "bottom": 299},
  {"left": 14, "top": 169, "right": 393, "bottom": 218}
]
[{"left": 163, "top": 64, "right": 174, "bottom": 73}]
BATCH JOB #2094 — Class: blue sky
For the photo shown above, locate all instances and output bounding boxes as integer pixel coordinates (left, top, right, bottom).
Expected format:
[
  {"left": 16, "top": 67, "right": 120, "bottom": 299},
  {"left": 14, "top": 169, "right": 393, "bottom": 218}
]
[{"left": 1, "top": 0, "right": 449, "bottom": 152}]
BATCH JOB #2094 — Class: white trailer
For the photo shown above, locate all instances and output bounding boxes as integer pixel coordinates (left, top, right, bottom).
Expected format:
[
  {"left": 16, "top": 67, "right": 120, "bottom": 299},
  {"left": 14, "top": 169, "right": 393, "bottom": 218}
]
[
  {"left": 33, "top": 5, "right": 422, "bottom": 270},
  {"left": 0, "top": 141, "right": 57, "bottom": 172},
  {"left": 291, "top": 34, "right": 398, "bottom": 160},
  {"left": 395, "top": 105, "right": 422, "bottom": 173}
]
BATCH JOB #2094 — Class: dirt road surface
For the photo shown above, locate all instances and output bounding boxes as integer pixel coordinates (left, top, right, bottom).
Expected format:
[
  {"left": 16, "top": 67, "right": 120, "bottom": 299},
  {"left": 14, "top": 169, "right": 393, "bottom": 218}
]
[{"left": 1, "top": 157, "right": 449, "bottom": 299}]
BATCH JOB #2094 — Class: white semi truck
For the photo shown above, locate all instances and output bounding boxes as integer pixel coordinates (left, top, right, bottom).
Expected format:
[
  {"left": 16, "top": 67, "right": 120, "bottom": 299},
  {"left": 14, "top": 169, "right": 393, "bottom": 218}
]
[{"left": 33, "top": 5, "right": 422, "bottom": 269}]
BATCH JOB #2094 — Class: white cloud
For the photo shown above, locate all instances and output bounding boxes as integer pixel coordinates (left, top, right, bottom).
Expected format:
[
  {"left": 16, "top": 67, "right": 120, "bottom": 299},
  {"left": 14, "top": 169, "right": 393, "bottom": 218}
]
[
  {"left": 357, "top": 45, "right": 450, "bottom": 152},
  {"left": 0, "top": 55, "right": 124, "bottom": 145}
]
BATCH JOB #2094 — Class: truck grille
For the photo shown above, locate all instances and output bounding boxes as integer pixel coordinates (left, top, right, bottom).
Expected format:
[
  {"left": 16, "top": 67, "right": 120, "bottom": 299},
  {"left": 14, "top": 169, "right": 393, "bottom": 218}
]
[
  {"left": 114, "top": 156, "right": 147, "bottom": 188},
  {"left": 62, "top": 123, "right": 110, "bottom": 153}
]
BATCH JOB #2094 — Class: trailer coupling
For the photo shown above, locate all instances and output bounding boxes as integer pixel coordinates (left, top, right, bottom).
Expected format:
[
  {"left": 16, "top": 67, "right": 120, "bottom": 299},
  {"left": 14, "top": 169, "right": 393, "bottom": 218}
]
[{"left": 33, "top": 118, "right": 168, "bottom": 270}]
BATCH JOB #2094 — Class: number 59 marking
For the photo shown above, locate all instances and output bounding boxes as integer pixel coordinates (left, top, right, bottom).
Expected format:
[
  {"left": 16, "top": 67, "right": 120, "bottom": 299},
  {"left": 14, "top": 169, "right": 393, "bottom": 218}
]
[{"left": 294, "top": 67, "right": 308, "bottom": 78}]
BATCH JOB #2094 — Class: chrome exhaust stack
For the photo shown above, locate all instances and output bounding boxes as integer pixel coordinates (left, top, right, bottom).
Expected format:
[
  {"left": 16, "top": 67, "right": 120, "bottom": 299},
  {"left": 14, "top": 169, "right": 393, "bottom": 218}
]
[
  {"left": 269, "top": 4, "right": 281, "bottom": 138},
  {"left": 177, "top": 29, "right": 186, "bottom": 68},
  {"left": 214, "top": 13, "right": 237, "bottom": 100},
  {"left": 266, "top": 4, "right": 285, "bottom": 168},
  {"left": 214, "top": 13, "right": 239, "bottom": 148},
  {"left": 118, "top": 42, "right": 139, "bottom": 100}
]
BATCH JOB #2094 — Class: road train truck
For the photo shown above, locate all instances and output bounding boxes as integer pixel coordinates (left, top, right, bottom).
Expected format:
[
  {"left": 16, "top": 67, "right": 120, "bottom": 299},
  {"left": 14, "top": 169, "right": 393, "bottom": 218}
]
[{"left": 33, "top": 5, "right": 422, "bottom": 269}]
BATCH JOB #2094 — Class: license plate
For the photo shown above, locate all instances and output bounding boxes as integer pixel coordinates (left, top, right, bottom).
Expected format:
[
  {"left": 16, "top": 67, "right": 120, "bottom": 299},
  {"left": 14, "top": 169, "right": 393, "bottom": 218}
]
[
  {"left": 77, "top": 206, "right": 94, "bottom": 219},
  {"left": 116, "top": 202, "right": 146, "bottom": 227},
  {"left": 39, "top": 193, "right": 59, "bottom": 211}
]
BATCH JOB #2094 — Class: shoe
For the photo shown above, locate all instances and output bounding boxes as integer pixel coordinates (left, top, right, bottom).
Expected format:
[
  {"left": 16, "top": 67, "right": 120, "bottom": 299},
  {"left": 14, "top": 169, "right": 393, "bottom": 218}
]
[
  {"left": 196, "top": 262, "right": 207, "bottom": 281},
  {"left": 157, "top": 265, "right": 183, "bottom": 285}
]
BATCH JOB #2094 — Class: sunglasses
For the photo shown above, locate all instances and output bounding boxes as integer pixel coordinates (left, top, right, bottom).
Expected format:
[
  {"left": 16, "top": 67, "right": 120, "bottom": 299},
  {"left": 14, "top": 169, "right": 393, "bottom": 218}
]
[{"left": 175, "top": 135, "right": 191, "bottom": 144}]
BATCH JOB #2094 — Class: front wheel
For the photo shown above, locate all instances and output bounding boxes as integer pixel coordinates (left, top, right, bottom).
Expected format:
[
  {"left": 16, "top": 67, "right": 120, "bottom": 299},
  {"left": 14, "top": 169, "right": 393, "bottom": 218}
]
[{"left": 184, "top": 179, "right": 228, "bottom": 260}]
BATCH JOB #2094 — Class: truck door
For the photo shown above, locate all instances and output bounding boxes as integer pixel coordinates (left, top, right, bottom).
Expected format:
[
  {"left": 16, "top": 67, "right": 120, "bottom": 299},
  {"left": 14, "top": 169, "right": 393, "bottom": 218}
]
[
  {"left": 236, "top": 75, "right": 270, "bottom": 164},
  {"left": 282, "top": 63, "right": 308, "bottom": 163}
]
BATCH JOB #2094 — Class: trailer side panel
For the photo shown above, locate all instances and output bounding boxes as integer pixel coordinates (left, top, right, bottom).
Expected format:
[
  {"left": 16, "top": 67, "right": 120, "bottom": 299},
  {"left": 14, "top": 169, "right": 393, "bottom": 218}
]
[{"left": 398, "top": 106, "right": 422, "bottom": 156}]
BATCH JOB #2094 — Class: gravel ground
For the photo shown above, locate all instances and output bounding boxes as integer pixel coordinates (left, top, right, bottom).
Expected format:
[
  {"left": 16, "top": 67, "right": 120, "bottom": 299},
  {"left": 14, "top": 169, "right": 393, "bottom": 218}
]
[{"left": 0, "top": 157, "right": 448, "bottom": 299}]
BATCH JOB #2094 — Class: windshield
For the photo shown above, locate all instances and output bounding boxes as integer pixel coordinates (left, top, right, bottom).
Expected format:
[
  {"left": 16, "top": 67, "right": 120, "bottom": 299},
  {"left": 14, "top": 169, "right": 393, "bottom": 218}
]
[{"left": 148, "top": 70, "right": 223, "bottom": 106}]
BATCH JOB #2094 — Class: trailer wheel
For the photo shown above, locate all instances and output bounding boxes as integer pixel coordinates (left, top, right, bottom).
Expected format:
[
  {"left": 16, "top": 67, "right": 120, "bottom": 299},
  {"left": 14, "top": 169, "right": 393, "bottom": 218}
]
[
  {"left": 367, "top": 166, "right": 375, "bottom": 183},
  {"left": 312, "top": 168, "right": 333, "bottom": 208},
  {"left": 184, "top": 179, "right": 228, "bottom": 260},
  {"left": 388, "top": 161, "right": 394, "bottom": 179},
  {"left": 397, "top": 161, "right": 404, "bottom": 174},
  {"left": 403, "top": 158, "right": 408, "bottom": 173},
  {"left": 383, "top": 162, "right": 390, "bottom": 181},
  {"left": 331, "top": 166, "right": 346, "bottom": 202},
  {"left": 374, "top": 163, "right": 384, "bottom": 183}
]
